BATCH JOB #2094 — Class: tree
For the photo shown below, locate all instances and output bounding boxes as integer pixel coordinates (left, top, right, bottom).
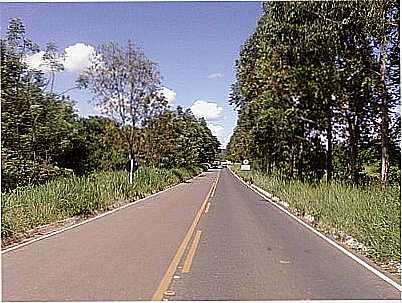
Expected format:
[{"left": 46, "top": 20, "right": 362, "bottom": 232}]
[
  {"left": 1, "top": 18, "right": 76, "bottom": 191},
  {"left": 227, "top": 1, "right": 399, "bottom": 186},
  {"left": 42, "top": 41, "right": 64, "bottom": 93},
  {"left": 78, "top": 41, "right": 168, "bottom": 182},
  {"left": 55, "top": 116, "right": 127, "bottom": 175},
  {"left": 364, "top": 0, "right": 400, "bottom": 188},
  {"left": 136, "top": 107, "right": 220, "bottom": 168}
]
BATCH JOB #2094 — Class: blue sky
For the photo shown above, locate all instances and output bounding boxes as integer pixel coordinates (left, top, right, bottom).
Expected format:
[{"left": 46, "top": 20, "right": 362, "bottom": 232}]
[{"left": 0, "top": 1, "right": 262, "bottom": 147}]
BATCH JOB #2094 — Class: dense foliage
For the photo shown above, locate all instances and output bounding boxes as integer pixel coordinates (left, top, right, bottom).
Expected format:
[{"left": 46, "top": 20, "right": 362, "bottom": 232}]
[
  {"left": 227, "top": 1, "right": 400, "bottom": 186},
  {"left": 1, "top": 19, "right": 77, "bottom": 191},
  {"left": 78, "top": 41, "right": 168, "bottom": 164},
  {"left": 138, "top": 106, "right": 220, "bottom": 168},
  {"left": 1, "top": 18, "right": 220, "bottom": 192}
]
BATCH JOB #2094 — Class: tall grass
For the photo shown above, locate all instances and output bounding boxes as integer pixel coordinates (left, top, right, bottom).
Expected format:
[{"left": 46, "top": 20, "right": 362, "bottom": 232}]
[
  {"left": 234, "top": 167, "right": 401, "bottom": 262},
  {"left": 1, "top": 166, "right": 202, "bottom": 243}
]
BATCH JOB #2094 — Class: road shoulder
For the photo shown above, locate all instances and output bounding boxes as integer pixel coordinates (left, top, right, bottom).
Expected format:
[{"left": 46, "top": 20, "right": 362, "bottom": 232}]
[{"left": 229, "top": 166, "right": 402, "bottom": 290}]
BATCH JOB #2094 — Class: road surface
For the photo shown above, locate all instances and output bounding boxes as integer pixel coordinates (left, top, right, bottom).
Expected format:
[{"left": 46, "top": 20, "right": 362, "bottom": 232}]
[{"left": 2, "top": 168, "right": 401, "bottom": 301}]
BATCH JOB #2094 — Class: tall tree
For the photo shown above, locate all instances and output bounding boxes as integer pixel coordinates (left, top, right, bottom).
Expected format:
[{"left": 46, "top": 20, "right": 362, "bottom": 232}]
[
  {"left": 78, "top": 41, "right": 168, "bottom": 182},
  {"left": 227, "top": 1, "right": 399, "bottom": 185},
  {"left": 42, "top": 41, "right": 64, "bottom": 93},
  {"left": 364, "top": 0, "right": 400, "bottom": 188},
  {"left": 1, "top": 18, "right": 76, "bottom": 191},
  {"left": 137, "top": 107, "right": 220, "bottom": 168}
]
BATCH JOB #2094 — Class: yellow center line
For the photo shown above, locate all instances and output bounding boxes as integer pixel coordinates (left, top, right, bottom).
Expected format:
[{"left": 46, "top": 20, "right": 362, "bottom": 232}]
[
  {"left": 182, "top": 230, "right": 202, "bottom": 273},
  {"left": 210, "top": 182, "right": 217, "bottom": 197},
  {"left": 210, "top": 171, "right": 220, "bottom": 197},
  {"left": 206, "top": 171, "right": 220, "bottom": 214},
  {"left": 151, "top": 172, "right": 217, "bottom": 301}
]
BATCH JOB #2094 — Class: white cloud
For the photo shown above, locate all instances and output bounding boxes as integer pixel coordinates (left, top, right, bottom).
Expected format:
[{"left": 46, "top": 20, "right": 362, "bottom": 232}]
[
  {"left": 158, "top": 87, "right": 176, "bottom": 105},
  {"left": 190, "top": 100, "right": 223, "bottom": 121},
  {"left": 24, "top": 43, "right": 95, "bottom": 74},
  {"left": 24, "top": 51, "right": 51, "bottom": 72},
  {"left": 221, "top": 134, "right": 232, "bottom": 149},
  {"left": 63, "top": 43, "right": 95, "bottom": 73},
  {"left": 208, "top": 73, "right": 224, "bottom": 80},
  {"left": 207, "top": 122, "right": 224, "bottom": 138},
  {"left": 206, "top": 122, "right": 225, "bottom": 147}
]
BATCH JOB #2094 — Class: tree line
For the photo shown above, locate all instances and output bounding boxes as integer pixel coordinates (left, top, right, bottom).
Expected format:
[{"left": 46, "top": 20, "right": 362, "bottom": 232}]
[
  {"left": 227, "top": 1, "right": 400, "bottom": 187},
  {"left": 1, "top": 18, "right": 220, "bottom": 192}
]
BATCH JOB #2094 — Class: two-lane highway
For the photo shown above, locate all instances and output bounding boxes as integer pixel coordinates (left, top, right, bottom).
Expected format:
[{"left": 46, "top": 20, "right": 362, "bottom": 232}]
[
  {"left": 2, "top": 168, "right": 401, "bottom": 301},
  {"left": 2, "top": 171, "right": 218, "bottom": 301},
  {"left": 168, "top": 168, "right": 400, "bottom": 300}
]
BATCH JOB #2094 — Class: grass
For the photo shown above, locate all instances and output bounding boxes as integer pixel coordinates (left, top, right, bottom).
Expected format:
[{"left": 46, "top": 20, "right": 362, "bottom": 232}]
[
  {"left": 233, "top": 166, "right": 401, "bottom": 263},
  {"left": 1, "top": 166, "right": 203, "bottom": 244}
]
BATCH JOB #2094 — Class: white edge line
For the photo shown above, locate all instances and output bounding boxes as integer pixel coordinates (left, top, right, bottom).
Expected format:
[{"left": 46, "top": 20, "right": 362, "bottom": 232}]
[
  {"left": 228, "top": 167, "right": 402, "bottom": 292},
  {"left": 2, "top": 173, "right": 205, "bottom": 255},
  {"left": 205, "top": 202, "right": 211, "bottom": 214}
]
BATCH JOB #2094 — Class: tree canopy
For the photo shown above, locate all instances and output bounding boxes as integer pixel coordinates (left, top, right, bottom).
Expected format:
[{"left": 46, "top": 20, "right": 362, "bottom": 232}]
[
  {"left": 227, "top": 1, "right": 400, "bottom": 186},
  {"left": 1, "top": 18, "right": 220, "bottom": 192}
]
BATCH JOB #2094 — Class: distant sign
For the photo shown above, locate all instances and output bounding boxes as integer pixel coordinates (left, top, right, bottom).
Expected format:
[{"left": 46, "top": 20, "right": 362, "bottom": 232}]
[
  {"left": 241, "top": 164, "right": 251, "bottom": 171},
  {"left": 242, "top": 159, "right": 249, "bottom": 165}
]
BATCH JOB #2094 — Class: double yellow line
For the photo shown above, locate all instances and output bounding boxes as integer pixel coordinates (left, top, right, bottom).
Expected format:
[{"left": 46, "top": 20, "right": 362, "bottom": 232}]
[
  {"left": 205, "top": 173, "right": 219, "bottom": 214},
  {"left": 151, "top": 172, "right": 220, "bottom": 301},
  {"left": 182, "top": 230, "right": 203, "bottom": 273}
]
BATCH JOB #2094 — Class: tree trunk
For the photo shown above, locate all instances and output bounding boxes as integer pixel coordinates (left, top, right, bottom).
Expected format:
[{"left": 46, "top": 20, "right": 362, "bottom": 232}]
[
  {"left": 380, "top": 50, "right": 390, "bottom": 189},
  {"left": 50, "top": 71, "right": 55, "bottom": 94},
  {"left": 297, "top": 141, "right": 304, "bottom": 180},
  {"left": 326, "top": 103, "right": 333, "bottom": 182},
  {"left": 128, "top": 141, "right": 137, "bottom": 184},
  {"left": 290, "top": 144, "right": 295, "bottom": 178},
  {"left": 380, "top": 102, "right": 390, "bottom": 189},
  {"left": 265, "top": 150, "right": 272, "bottom": 174},
  {"left": 347, "top": 115, "right": 360, "bottom": 185}
]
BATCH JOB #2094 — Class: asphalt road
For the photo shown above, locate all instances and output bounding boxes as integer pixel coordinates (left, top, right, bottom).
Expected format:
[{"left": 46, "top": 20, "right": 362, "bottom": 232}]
[
  {"left": 2, "top": 171, "right": 217, "bottom": 301},
  {"left": 170, "top": 168, "right": 401, "bottom": 300},
  {"left": 2, "top": 168, "right": 401, "bottom": 301}
]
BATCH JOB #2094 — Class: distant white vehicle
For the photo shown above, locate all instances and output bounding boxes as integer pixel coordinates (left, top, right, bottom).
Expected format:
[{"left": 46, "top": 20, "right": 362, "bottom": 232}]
[{"left": 212, "top": 161, "right": 222, "bottom": 169}]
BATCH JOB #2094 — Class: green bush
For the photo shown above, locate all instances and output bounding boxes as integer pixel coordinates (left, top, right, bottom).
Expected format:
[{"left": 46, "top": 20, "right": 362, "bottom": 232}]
[{"left": 1, "top": 149, "right": 74, "bottom": 193}]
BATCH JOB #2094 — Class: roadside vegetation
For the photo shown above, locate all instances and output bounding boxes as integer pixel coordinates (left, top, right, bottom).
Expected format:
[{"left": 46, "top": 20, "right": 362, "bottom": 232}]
[
  {"left": 2, "top": 167, "right": 202, "bottom": 245},
  {"left": 1, "top": 19, "right": 219, "bottom": 245},
  {"left": 234, "top": 166, "right": 400, "bottom": 264},
  {"left": 226, "top": 1, "right": 400, "bottom": 268},
  {"left": 227, "top": 1, "right": 400, "bottom": 188}
]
